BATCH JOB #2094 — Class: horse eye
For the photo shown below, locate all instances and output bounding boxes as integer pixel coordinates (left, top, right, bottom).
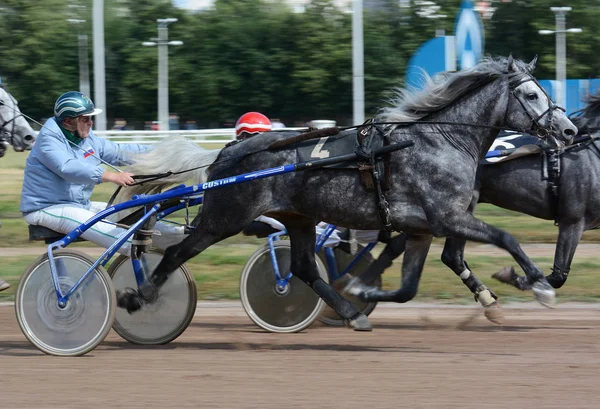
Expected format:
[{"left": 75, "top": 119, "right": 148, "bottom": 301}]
[{"left": 526, "top": 93, "right": 538, "bottom": 101}]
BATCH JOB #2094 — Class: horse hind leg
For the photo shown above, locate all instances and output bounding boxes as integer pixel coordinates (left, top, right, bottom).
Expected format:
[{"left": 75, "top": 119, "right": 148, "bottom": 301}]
[
  {"left": 357, "top": 232, "right": 407, "bottom": 284},
  {"left": 350, "top": 234, "right": 432, "bottom": 304},
  {"left": 441, "top": 237, "right": 504, "bottom": 324},
  {"left": 433, "top": 212, "right": 554, "bottom": 307},
  {"left": 342, "top": 232, "right": 406, "bottom": 298},
  {"left": 284, "top": 217, "right": 372, "bottom": 331},
  {"left": 117, "top": 209, "right": 252, "bottom": 313}
]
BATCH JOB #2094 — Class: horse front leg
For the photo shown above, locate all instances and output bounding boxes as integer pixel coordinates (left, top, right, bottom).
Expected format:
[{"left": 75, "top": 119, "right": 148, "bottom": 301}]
[
  {"left": 431, "top": 211, "right": 556, "bottom": 307},
  {"left": 284, "top": 217, "right": 372, "bottom": 331},
  {"left": 349, "top": 234, "right": 432, "bottom": 303},
  {"left": 441, "top": 237, "right": 504, "bottom": 324},
  {"left": 493, "top": 219, "right": 584, "bottom": 290}
]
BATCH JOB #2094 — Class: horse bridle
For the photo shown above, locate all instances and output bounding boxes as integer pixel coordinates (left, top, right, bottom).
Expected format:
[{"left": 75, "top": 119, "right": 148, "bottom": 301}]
[
  {"left": 508, "top": 73, "right": 564, "bottom": 139},
  {"left": 0, "top": 93, "right": 25, "bottom": 150}
]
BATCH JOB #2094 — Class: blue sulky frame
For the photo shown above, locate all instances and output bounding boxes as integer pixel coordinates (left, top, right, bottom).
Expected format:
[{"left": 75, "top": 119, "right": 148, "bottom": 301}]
[
  {"left": 266, "top": 223, "right": 378, "bottom": 292},
  {"left": 45, "top": 140, "right": 415, "bottom": 308}
]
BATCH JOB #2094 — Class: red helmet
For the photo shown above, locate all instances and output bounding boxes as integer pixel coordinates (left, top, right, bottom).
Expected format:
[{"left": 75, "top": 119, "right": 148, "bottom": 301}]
[{"left": 235, "top": 112, "right": 272, "bottom": 139}]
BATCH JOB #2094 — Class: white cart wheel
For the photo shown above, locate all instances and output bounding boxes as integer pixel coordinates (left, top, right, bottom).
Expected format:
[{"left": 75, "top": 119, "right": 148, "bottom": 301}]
[
  {"left": 108, "top": 249, "right": 197, "bottom": 345},
  {"left": 15, "top": 250, "right": 116, "bottom": 356},
  {"left": 240, "top": 240, "right": 328, "bottom": 333}
]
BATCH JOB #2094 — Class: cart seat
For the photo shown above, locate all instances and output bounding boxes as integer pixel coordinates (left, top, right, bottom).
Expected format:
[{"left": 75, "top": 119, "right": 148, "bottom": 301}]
[{"left": 28, "top": 225, "right": 85, "bottom": 244}]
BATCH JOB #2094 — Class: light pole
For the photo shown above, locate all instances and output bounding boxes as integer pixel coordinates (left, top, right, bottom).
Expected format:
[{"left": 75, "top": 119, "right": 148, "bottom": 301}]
[
  {"left": 143, "top": 18, "right": 183, "bottom": 131},
  {"left": 92, "top": 0, "right": 107, "bottom": 131},
  {"left": 538, "top": 7, "right": 582, "bottom": 109},
  {"left": 67, "top": 18, "right": 90, "bottom": 98},
  {"left": 352, "top": 0, "right": 364, "bottom": 125}
]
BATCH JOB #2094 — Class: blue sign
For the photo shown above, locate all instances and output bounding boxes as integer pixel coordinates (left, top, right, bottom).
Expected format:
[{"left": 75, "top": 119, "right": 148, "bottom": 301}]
[
  {"left": 404, "top": 0, "right": 484, "bottom": 90},
  {"left": 539, "top": 79, "right": 600, "bottom": 115},
  {"left": 405, "top": 37, "right": 456, "bottom": 90},
  {"left": 454, "top": 0, "right": 484, "bottom": 70}
]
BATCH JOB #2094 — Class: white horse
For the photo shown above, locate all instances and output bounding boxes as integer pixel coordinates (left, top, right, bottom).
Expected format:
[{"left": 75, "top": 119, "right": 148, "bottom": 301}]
[{"left": 0, "top": 86, "right": 36, "bottom": 157}]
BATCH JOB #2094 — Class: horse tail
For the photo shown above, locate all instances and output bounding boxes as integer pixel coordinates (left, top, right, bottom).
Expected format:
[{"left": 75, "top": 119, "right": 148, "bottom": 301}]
[{"left": 115, "top": 136, "right": 221, "bottom": 204}]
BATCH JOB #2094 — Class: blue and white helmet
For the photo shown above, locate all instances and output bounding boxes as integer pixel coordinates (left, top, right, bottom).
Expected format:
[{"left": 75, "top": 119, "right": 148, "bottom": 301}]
[{"left": 54, "top": 91, "right": 102, "bottom": 122}]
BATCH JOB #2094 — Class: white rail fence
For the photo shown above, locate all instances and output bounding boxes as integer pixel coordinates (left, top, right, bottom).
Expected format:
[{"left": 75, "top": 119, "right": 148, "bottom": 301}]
[{"left": 95, "top": 127, "right": 307, "bottom": 144}]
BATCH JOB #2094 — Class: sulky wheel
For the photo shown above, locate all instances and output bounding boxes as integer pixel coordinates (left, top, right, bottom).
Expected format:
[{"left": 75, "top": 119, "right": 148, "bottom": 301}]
[
  {"left": 240, "top": 240, "right": 328, "bottom": 333},
  {"left": 318, "top": 244, "right": 381, "bottom": 326},
  {"left": 108, "top": 249, "right": 197, "bottom": 345},
  {"left": 15, "top": 250, "right": 116, "bottom": 356}
]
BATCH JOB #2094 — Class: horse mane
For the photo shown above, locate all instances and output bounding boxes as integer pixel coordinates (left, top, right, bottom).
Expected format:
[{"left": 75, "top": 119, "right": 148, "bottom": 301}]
[
  {"left": 570, "top": 90, "right": 600, "bottom": 132},
  {"left": 377, "top": 56, "right": 532, "bottom": 123}
]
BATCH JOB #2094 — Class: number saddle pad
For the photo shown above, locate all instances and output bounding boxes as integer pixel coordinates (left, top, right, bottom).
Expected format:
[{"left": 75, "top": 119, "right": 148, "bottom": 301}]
[
  {"left": 295, "top": 128, "right": 362, "bottom": 167},
  {"left": 294, "top": 126, "right": 392, "bottom": 192}
]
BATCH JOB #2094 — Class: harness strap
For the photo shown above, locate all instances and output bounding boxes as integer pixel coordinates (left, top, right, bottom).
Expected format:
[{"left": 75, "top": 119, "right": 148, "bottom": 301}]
[
  {"left": 542, "top": 149, "right": 561, "bottom": 225},
  {"left": 362, "top": 122, "right": 394, "bottom": 230}
]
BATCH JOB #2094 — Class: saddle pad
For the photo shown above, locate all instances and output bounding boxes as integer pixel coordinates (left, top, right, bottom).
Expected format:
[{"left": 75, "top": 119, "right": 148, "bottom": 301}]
[
  {"left": 295, "top": 129, "right": 359, "bottom": 169},
  {"left": 482, "top": 131, "right": 542, "bottom": 165}
]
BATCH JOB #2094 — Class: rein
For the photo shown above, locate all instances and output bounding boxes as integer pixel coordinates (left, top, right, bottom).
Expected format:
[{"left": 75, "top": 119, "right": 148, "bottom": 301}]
[
  {"left": 107, "top": 73, "right": 568, "bottom": 189},
  {"left": 129, "top": 119, "right": 559, "bottom": 185}
]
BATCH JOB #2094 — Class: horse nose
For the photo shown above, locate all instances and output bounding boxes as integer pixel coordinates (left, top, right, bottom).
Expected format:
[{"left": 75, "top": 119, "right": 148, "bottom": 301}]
[
  {"left": 24, "top": 134, "right": 35, "bottom": 149},
  {"left": 562, "top": 125, "right": 577, "bottom": 145}
]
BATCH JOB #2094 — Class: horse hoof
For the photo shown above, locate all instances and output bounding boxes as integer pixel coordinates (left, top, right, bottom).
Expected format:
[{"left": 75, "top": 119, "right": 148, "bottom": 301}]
[
  {"left": 484, "top": 302, "right": 504, "bottom": 324},
  {"left": 492, "top": 266, "right": 518, "bottom": 284},
  {"left": 346, "top": 313, "right": 372, "bottom": 331},
  {"left": 532, "top": 280, "right": 556, "bottom": 309},
  {"left": 116, "top": 288, "right": 143, "bottom": 314}
]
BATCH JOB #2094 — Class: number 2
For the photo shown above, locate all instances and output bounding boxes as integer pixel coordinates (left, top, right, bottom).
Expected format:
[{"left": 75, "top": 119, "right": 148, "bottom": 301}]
[{"left": 311, "top": 137, "right": 330, "bottom": 158}]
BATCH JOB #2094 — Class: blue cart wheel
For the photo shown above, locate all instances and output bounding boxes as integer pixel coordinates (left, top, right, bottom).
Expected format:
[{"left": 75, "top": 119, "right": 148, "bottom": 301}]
[
  {"left": 15, "top": 250, "right": 116, "bottom": 356},
  {"left": 318, "top": 244, "right": 381, "bottom": 326},
  {"left": 240, "top": 240, "right": 328, "bottom": 333},
  {"left": 108, "top": 249, "right": 197, "bottom": 345}
]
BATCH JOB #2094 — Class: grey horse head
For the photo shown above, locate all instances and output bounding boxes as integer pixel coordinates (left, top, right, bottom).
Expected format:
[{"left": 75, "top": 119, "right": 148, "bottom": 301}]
[
  {"left": 503, "top": 55, "right": 576, "bottom": 147},
  {"left": 379, "top": 55, "right": 576, "bottom": 149},
  {"left": 0, "top": 87, "right": 36, "bottom": 157}
]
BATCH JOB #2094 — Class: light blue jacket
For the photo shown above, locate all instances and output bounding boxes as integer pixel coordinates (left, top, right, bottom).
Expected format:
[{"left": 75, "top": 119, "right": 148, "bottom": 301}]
[{"left": 21, "top": 117, "right": 150, "bottom": 214}]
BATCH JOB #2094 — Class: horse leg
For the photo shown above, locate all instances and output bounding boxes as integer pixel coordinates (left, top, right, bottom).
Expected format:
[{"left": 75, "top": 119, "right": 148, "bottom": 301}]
[
  {"left": 358, "top": 232, "right": 407, "bottom": 283},
  {"left": 547, "top": 220, "right": 584, "bottom": 288},
  {"left": 494, "top": 219, "right": 584, "bottom": 290},
  {"left": 430, "top": 212, "right": 555, "bottom": 307},
  {"left": 117, "top": 210, "right": 248, "bottom": 313},
  {"left": 440, "top": 186, "right": 501, "bottom": 309},
  {"left": 441, "top": 237, "right": 504, "bottom": 324},
  {"left": 284, "top": 217, "right": 372, "bottom": 331},
  {"left": 349, "top": 234, "right": 432, "bottom": 303}
]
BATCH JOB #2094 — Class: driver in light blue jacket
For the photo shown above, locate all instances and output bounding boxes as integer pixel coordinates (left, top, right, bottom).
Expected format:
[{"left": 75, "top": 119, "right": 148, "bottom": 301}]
[{"left": 20, "top": 91, "right": 184, "bottom": 259}]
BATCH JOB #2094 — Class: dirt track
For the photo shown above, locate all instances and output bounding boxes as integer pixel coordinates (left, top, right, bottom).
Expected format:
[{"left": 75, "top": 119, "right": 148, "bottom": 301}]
[
  {"left": 3, "top": 242, "right": 600, "bottom": 257},
  {"left": 2, "top": 302, "right": 600, "bottom": 408}
]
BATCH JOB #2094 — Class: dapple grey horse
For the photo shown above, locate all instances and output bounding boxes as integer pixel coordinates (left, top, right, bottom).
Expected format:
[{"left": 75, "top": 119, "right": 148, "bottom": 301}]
[
  {"left": 117, "top": 56, "right": 577, "bottom": 330},
  {"left": 348, "top": 94, "right": 600, "bottom": 323}
]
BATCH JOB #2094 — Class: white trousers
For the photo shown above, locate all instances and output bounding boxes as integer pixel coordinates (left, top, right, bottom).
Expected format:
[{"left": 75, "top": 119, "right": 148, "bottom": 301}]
[{"left": 25, "top": 202, "right": 186, "bottom": 256}]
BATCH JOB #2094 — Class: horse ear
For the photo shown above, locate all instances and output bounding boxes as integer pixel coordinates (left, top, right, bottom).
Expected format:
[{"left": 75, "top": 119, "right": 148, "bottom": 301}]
[
  {"left": 507, "top": 54, "right": 516, "bottom": 72},
  {"left": 527, "top": 55, "right": 538, "bottom": 72}
]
